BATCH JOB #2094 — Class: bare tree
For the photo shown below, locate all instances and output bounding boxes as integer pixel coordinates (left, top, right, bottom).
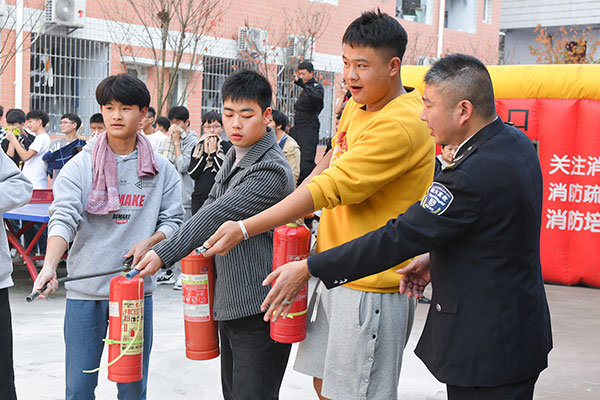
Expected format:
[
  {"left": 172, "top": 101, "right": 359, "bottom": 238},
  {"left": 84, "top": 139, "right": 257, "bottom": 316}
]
[
  {"left": 0, "top": 1, "right": 46, "bottom": 76},
  {"left": 236, "top": 1, "right": 332, "bottom": 78},
  {"left": 101, "top": 0, "right": 228, "bottom": 116},
  {"left": 402, "top": 30, "right": 436, "bottom": 65}
]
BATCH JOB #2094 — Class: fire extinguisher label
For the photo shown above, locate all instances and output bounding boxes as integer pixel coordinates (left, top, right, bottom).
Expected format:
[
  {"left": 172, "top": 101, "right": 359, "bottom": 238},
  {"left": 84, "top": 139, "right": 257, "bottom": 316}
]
[
  {"left": 121, "top": 299, "right": 144, "bottom": 355},
  {"left": 182, "top": 273, "right": 210, "bottom": 322},
  {"left": 109, "top": 301, "right": 119, "bottom": 318}
]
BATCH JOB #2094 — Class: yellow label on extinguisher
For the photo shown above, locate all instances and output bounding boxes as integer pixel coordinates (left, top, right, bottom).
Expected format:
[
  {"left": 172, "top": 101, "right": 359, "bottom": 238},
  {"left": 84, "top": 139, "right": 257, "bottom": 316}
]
[{"left": 121, "top": 299, "right": 144, "bottom": 355}]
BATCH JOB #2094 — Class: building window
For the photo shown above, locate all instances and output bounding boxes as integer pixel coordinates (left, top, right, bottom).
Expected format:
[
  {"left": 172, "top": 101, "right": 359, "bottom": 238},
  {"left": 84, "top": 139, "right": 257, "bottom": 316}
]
[
  {"left": 30, "top": 34, "right": 110, "bottom": 136},
  {"left": 275, "top": 66, "right": 335, "bottom": 143},
  {"left": 445, "top": 0, "right": 477, "bottom": 34},
  {"left": 396, "top": 0, "right": 430, "bottom": 24},
  {"left": 483, "top": 0, "right": 492, "bottom": 24}
]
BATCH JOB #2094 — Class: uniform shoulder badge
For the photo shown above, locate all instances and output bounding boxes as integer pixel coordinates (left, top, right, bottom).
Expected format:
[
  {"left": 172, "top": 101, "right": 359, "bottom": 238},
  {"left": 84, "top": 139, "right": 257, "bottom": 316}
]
[{"left": 421, "top": 182, "right": 454, "bottom": 215}]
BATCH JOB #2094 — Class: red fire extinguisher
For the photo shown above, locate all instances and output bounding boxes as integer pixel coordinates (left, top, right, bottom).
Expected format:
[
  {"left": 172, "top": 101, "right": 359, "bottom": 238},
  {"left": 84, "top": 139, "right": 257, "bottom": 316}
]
[
  {"left": 181, "top": 250, "right": 219, "bottom": 360},
  {"left": 107, "top": 274, "right": 144, "bottom": 383},
  {"left": 270, "top": 223, "right": 311, "bottom": 343}
]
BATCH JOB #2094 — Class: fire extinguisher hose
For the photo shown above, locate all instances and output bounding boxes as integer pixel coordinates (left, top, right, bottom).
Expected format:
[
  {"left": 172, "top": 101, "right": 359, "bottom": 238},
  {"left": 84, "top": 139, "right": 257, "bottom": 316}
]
[
  {"left": 272, "top": 308, "right": 308, "bottom": 319},
  {"left": 83, "top": 277, "right": 144, "bottom": 374}
]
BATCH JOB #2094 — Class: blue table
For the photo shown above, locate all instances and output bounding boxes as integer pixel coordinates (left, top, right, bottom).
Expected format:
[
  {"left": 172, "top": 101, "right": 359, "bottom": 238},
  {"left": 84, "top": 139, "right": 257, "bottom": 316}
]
[{"left": 3, "top": 203, "right": 50, "bottom": 281}]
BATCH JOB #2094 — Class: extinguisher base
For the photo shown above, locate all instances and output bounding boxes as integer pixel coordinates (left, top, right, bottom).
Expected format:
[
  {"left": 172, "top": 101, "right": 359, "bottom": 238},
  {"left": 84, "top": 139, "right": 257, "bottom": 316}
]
[
  {"left": 108, "top": 371, "right": 143, "bottom": 383},
  {"left": 270, "top": 332, "right": 306, "bottom": 344},
  {"left": 186, "top": 347, "right": 220, "bottom": 361}
]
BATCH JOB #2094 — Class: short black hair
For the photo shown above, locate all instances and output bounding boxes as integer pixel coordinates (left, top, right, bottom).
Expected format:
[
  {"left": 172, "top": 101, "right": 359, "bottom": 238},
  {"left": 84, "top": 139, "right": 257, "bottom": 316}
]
[
  {"left": 297, "top": 61, "right": 314, "bottom": 73},
  {"left": 343, "top": 9, "right": 408, "bottom": 62},
  {"left": 0, "top": 105, "right": 4, "bottom": 118},
  {"left": 202, "top": 111, "right": 222, "bottom": 126},
  {"left": 156, "top": 116, "right": 170, "bottom": 131},
  {"left": 5, "top": 109, "right": 26, "bottom": 125},
  {"left": 96, "top": 73, "right": 151, "bottom": 109},
  {"left": 61, "top": 113, "right": 82, "bottom": 130},
  {"left": 221, "top": 69, "right": 272, "bottom": 112},
  {"left": 271, "top": 109, "right": 288, "bottom": 131},
  {"left": 425, "top": 54, "right": 496, "bottom": 118},
  {"left": 168, "top": 106, "right": 189, "bottom": 122},
  {"left": 26, "top": 109, "right": 50, "bottom": 127},
  {"left": 147, "top": 106, "right": 156, "bottom": 119},
  {"left": 90, "top": 113, "right": 104, "bottom": 124}
]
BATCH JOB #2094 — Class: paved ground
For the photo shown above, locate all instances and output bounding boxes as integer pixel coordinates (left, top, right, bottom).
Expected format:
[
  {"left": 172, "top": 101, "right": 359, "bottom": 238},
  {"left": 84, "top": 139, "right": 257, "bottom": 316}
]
[{"left": 8, "top": 263, "right": 600, "bottom": 399}]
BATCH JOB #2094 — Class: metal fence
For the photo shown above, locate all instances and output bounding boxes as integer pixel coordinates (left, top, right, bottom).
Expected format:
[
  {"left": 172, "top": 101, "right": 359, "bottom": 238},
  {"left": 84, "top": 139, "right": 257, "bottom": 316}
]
[
  {"left": 29, "top": 34, "right": 110, "bottom": 136},
  {"left": 202, "top": 56, "right": 335, "bottom": 142},
  {"left": 201, "top": 56, "right": 257, "bottom": 115},
  {"left": 276, "top": 66, "right": 335, "bottom": 143}
]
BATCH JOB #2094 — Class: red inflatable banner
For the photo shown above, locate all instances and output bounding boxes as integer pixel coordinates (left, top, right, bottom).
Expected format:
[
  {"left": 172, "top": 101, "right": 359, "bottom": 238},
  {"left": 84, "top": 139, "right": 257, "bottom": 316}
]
[
  {"left": 497, "top": 98, "right": 600, "bottom": 287},
  {"left": 403, "top": 65, "right": 600, "bottom": 287}
]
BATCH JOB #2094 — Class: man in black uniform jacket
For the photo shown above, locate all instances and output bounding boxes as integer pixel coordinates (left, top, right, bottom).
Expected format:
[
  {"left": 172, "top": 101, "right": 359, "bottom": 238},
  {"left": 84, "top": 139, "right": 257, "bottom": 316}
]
[
  {"left": 291, "top": 61, "right": 324, "bottom": 183},
  {"left": 262, "top": 54, "right": 553, "bottom": 400}
]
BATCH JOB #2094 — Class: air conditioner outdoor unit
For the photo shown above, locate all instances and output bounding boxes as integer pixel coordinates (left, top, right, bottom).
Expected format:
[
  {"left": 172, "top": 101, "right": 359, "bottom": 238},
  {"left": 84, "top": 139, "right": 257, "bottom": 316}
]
[
  {"left": 417, "top": 56, "right": 438, "bottom": 66},
  {"left": 287, "top": 35, "right": 314, "bottom": 59},
  {"left": 45, "top": 0, "right": 86, "bottom": 28},
  {"left": 237, "top": 27, "right": 268, "bottom": 54}
]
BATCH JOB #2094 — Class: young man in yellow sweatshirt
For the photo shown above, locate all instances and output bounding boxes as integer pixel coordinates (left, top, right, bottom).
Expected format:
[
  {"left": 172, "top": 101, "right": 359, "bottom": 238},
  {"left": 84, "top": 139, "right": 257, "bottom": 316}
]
[{"left": 204, "top": 10, "right": 434, "bottom": 400}]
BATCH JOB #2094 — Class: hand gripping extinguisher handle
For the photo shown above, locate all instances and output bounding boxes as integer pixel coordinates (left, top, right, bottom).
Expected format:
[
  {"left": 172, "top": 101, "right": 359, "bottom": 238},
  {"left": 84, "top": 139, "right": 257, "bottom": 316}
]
[{"left": 26, "top": 283, "right": 47, "bottom": 302}]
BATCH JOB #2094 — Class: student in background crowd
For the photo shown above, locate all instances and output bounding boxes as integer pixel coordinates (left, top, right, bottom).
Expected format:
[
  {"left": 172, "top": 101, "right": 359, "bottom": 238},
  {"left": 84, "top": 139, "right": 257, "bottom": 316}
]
[
  {"left": 269, "top": 109, "right": 300, "bottom": 184},
  {"left": 44, "top": 113, "right": 87, "bottom": 180},
  {"left": 7, "top": 109, "right": 51, "bottom": 189},
  {"left": 155, "top": 116, "right": 170, "bottom": 135},
  {"left": 434, "top": 143, "right": 457, "bottom": 176},
  {"left": 89, "top": 113, "right": 105, "bottom": 137},
  {"left": 159, "top": 106, "right": 198, "bottom": 289},
  {"left": 188, "top": 111, "right": 232, "bottom": 214},
  {"left": 141, "top": 107, "right": 167, "bottom": 153},
  {"left": 2, "top": 109, "right": 34, "bottom": 166}
]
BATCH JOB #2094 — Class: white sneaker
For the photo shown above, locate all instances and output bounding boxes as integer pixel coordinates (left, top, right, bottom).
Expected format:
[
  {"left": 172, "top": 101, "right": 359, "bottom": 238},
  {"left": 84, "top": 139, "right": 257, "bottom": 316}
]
[
  {"left": 157, "top": 269, "right": 175, "bottom": 285},
  {"left": 173, "top": 277, "right": 182, "bottom": 290}
]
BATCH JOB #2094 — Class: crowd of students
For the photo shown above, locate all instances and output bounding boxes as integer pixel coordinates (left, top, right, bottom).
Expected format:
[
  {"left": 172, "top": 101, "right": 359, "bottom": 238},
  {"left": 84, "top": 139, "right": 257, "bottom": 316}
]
[{"left": 0, "top": 8, "right": 552, "bottom": 400}]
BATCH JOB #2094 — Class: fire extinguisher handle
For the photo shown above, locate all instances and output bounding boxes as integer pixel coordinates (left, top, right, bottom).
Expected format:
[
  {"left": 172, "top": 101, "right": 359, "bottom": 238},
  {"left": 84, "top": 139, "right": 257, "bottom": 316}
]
[{"left": 26, "top": 283, "right": 47, "bottom": 302}]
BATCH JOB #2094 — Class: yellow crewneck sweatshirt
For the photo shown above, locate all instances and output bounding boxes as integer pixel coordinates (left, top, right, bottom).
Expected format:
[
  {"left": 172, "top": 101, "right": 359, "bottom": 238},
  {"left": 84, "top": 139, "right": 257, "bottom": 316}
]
[{"left": 307, "top": 88, "right": 434, "bottom": 292}]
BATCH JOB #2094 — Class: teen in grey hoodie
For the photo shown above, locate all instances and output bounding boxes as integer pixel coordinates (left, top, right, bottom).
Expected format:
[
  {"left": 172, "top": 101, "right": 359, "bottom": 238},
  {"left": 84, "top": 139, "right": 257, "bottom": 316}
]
[
  {"left": 33, "top": 74, "right": 184, "bottom": 400},
  {"left": 0, "top": 148, "right": 33, "bottom": 400}
]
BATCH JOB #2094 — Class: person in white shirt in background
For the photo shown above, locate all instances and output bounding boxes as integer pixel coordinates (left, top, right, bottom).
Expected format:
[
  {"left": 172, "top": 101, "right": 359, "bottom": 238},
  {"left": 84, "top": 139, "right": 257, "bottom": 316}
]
[
  {"left": 6, "top": 109, "right": 52, "bottom": 256},
  {"left": 6, "top": 109, "right": 51, "bottom": 188},
  {"left": 141, "top": 106, "right": 168, "bottom": 153}
]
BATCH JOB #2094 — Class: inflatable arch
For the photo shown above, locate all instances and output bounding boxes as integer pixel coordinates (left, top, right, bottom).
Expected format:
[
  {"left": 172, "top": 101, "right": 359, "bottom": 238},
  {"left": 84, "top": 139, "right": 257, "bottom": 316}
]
[{"left": 402, "top": 65, "right": 600, "bottom": 287}]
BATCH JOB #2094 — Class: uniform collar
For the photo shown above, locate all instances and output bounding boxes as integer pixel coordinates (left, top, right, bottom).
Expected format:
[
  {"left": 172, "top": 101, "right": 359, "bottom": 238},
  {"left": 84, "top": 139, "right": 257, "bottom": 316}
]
[{"left": 445, "top": 117, "right": 504, "bottom": 170}]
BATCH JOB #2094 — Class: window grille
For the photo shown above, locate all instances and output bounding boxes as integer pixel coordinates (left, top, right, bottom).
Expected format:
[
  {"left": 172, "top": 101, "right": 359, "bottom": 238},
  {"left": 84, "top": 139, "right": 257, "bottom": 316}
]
[
  {"left": 201, "top": 56, "right": 334, "bottom": 143},
  {"left": 201, "top": 56, "right": 257, "bottom": 115},
  {"left": 275, "top": 66, "right": 335, "bottom": 143},
  {"left": 29, "top": 34, "right": 110, "bottom": 136}
]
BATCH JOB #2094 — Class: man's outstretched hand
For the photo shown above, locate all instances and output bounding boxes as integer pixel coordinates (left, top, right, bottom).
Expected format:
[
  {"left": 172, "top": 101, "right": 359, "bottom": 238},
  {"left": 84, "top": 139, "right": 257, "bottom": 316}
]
[
  {"left": 397, "top": 253, "right": 431, "bottom": 300},
  {"left": 261, "top": 260, "right": 313, "bottom": 322}
]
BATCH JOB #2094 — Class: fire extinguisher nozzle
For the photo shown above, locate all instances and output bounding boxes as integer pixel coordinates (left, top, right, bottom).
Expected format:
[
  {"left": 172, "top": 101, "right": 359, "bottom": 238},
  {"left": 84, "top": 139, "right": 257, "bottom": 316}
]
[{"left": 125, "top": 269, "right": 140, "bottom": 280}]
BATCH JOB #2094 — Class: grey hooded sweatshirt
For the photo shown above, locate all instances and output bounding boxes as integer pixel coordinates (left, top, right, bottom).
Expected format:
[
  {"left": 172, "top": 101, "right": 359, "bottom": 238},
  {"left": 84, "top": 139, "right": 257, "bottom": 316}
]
[
  {"left": 48, "top": 138, "right": 184, "bottom": 300},
  {"left": 0, "top": 149, "right": 33, "bottom": 289}
]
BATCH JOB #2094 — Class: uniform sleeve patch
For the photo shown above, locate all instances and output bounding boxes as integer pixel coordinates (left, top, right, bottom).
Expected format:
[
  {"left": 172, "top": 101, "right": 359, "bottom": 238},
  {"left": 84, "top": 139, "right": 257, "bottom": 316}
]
[{"left": 421, "top": 182, "right": 454, "bottom": 215}]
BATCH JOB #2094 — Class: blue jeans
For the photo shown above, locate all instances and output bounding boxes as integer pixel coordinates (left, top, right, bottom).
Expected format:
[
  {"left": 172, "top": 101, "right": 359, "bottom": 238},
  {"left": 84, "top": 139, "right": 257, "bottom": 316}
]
[{"left": 64, "top": 296, "right": 153, "bottom": 400}]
